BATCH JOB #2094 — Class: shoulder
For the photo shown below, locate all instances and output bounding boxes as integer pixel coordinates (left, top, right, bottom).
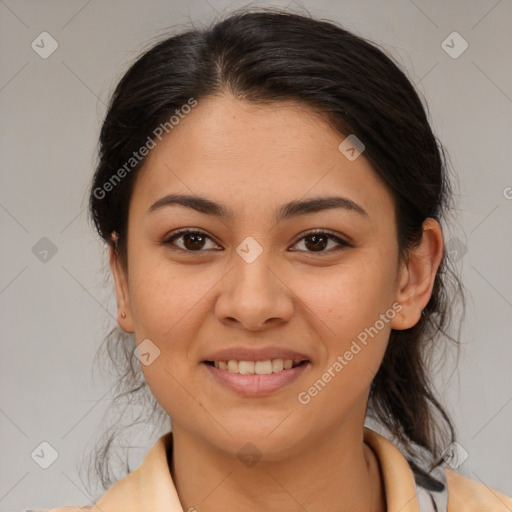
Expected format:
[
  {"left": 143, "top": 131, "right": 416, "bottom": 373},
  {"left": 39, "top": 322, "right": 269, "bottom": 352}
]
[{"left": 445, "top": 468, "right": 512, "bottom": 511}]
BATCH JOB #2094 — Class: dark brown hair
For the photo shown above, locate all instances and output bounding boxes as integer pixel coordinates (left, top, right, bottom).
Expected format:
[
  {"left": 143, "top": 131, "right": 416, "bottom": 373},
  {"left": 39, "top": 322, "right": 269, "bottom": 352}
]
[{"left": 84, "top": 6, "right": 464, "bottom": 498}]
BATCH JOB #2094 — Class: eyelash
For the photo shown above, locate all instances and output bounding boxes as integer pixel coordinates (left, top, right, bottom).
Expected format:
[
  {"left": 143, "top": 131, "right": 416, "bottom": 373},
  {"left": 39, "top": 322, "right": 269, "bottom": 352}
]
[{"left": 161, "top": 228, "right": 351, "bottom": 254}]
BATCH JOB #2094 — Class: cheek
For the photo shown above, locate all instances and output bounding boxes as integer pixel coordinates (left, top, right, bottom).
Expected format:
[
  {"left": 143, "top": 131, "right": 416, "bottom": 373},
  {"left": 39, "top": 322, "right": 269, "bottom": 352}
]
[
  {"left": 291, "top": 252, "right": 397, "bottom": 396},
  {"left": 126, "top": 254, "right": 216, "bottom": 417},
  {"left": 127, "top": 249, "right": 220, "bottom": 339},
  {"left": 293, "top": 252, "right": 397, "bottom": 341}
]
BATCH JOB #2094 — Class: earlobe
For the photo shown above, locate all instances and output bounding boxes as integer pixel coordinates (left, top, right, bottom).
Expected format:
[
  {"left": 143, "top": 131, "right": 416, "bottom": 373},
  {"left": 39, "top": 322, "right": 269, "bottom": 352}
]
[
  {"left": 109, "top": 234, "right": 135, "bottom": 333},
  {"left": 390, "top": 218, "right": 444, "bottom": 330}
]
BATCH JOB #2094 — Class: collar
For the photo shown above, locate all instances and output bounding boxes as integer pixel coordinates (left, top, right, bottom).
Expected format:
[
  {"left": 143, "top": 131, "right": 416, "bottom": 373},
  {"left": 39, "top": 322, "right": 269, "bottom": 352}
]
[{"left": 91, "top": 427, "right": 428, "bottom": 511}]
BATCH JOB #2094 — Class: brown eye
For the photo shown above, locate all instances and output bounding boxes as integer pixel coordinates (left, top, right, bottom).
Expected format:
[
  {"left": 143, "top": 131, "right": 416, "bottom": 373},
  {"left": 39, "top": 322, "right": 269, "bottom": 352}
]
[
  {"left": 304, "top": 233, "right": 328, "bottom": 251},
  {"left": 291, "top": 230, "right": 349, "bottom": 253},
  {"left": 182, "top": 232, "right": 206, "bottom": 250},
  {"left": 162, "top": 229, "right": 221, "bottom": 252}
]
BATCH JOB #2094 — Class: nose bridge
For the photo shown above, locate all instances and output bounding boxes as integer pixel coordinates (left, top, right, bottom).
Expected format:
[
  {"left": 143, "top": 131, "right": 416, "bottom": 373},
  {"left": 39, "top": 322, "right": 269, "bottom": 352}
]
[
  {"left": 215, "top": 237, "right": 293, "bottom": 328},
  {"left": 234, "top": 243, "right": 274, "bottom": 292}
]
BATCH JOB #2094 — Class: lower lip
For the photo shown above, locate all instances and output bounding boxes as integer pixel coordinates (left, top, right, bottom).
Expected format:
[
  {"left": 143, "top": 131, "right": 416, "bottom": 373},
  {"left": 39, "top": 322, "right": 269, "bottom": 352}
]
[{"left": 202, "top": 361, "right": 310, "bottom": 397}]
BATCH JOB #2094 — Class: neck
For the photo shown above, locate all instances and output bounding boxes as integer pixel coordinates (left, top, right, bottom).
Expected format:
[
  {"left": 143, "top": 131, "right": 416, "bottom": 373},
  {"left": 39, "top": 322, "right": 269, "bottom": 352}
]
[{"left": 169, "top": 420, "right": 386, "bottom": 512}]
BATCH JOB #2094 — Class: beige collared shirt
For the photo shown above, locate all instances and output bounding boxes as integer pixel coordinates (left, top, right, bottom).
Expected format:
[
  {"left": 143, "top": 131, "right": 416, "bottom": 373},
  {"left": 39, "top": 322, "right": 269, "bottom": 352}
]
[{"left": 43, "top": 428, "right": 512, "bottom": 512}]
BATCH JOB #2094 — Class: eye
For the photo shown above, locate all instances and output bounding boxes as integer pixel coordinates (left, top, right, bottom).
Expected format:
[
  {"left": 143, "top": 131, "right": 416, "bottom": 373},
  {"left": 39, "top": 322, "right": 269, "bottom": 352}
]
[
  {"left": 290, "top": 230, "right": 350, "bottom": 253},
  {"left": 161, "top": 229, "right": 221, "bottom": 252},
  {"left": 161, "top": 228, "right": 351, "bottom": 254}
]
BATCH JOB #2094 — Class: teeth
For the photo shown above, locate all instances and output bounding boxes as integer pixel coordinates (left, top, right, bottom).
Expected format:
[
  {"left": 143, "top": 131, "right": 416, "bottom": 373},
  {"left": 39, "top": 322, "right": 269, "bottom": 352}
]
[
  {"left": 239, "top": 361, "right": 254, "bottom": 374},
  {"left": 255, "top": 360, "right": 273, "bottom": 375},
  {"left": 272, "top": 359, "right": 284, "bottom": 372},
  {"left": 211, "top": 359, "right": 301, "bottom": 375}
]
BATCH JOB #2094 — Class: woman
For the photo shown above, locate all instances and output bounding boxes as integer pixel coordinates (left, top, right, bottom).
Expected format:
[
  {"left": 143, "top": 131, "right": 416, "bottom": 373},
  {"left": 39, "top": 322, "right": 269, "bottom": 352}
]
[{"left": 47, "top": 7, "right": 511, "bottom": 512}]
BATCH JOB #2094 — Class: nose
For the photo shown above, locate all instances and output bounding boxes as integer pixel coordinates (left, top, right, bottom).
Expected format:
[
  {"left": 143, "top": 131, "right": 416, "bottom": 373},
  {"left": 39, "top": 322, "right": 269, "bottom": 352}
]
[{"left": 214, "top": 249, "right": 295, "bottom": 331}]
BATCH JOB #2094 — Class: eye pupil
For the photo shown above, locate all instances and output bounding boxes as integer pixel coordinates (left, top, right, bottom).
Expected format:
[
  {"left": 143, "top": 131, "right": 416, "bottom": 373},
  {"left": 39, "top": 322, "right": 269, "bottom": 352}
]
[
  {"left": 305, "top": 234, "right": 328, "bottom": 251},
  {"left": 184, "top": 233, "right": 205, "bottom": 250}
]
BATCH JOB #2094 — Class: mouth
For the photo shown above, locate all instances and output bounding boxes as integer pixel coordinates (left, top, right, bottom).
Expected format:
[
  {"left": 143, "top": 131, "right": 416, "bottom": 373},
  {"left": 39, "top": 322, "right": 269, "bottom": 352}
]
[
  {"left": 201, "top": 358, "right": 311, "bottom": 397},
  {"left": 202, "top": 358, "right": 309, "bottom": 374}
]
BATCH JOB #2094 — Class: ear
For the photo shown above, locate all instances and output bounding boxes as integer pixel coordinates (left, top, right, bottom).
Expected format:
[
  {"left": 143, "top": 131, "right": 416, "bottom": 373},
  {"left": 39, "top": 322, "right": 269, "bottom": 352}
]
[
  {"left": 109, "top": 233, "right": 135, "bottom": 333},
  {"left": 390, "top": 218, "right": 444, "bottom": 330}
]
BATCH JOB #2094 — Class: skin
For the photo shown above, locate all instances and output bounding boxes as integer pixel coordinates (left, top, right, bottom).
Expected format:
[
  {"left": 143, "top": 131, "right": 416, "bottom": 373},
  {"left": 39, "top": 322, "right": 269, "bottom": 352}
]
[{"left": 109, "top": 93, "right": 444, "bottom": 512}]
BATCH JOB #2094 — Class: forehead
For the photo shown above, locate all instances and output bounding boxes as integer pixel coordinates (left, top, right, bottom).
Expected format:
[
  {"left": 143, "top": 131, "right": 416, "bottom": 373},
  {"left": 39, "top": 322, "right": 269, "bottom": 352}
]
[
  {"left": 131, "top": 94, "right": 394, "bottom": 221},
  {"left": 145, "top": 94, "right": 341, "bottom": 168}
]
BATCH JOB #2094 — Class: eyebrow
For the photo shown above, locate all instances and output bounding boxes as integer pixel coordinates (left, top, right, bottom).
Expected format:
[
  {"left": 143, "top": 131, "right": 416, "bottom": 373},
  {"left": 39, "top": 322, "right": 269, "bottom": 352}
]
[{"left": 147, "top": 193, "right": 369, "bottom": 222}]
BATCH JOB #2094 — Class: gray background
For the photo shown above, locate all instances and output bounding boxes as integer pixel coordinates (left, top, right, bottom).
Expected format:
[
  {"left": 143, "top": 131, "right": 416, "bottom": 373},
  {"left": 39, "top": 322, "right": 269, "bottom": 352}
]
[{"left": 1, "top": 0, "right": 511, "bottom": 510}]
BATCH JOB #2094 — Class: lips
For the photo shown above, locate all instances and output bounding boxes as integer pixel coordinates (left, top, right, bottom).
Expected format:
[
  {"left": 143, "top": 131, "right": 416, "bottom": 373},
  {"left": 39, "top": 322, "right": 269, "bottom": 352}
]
[
  {"left": 200, "top": 346, "right": 312, "bottom": 396},
  {"left": 202, "top": 358, "right": 311, "bottom": 397},
  {"left": 202, "top": 346, "right": 310, "bottom": 365}
]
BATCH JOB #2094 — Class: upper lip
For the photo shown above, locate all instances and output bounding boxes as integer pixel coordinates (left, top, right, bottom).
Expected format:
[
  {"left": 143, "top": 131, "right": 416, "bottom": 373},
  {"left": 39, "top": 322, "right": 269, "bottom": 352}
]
[{"left": 202, "top": 347, "right": 310, "bottom": 364}]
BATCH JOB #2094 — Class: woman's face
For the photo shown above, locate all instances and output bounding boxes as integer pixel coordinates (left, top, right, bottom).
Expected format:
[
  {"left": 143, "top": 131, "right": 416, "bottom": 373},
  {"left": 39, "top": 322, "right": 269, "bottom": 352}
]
[{"left": 111, "top": 93, "right": 430, "bottom": 459}]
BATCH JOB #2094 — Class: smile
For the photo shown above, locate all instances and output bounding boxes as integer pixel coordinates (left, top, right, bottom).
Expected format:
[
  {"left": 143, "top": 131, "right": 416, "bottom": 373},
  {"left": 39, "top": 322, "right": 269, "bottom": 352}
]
[
  {"left": 202, "top": 359, "right": 310, "bottom": 397},
  {"left": 205, "top": 359, "right": 305, "bottom": 374}
]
